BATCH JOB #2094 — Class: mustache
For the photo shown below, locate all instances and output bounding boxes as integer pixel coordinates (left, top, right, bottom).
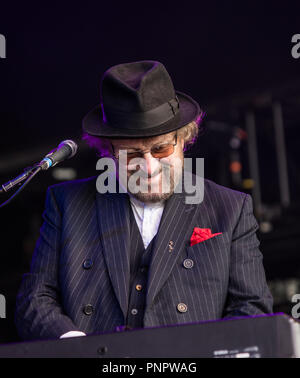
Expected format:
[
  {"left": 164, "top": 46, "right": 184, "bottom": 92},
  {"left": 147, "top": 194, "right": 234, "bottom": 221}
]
[{"left": 128, "top": 167, "right": 163, "bottom": 179}]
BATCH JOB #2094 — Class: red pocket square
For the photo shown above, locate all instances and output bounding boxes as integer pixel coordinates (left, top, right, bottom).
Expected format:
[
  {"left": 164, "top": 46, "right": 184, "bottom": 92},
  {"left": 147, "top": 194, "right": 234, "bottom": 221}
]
[{"left": 190, "top": 227, "right": 222, "bottom": 246}]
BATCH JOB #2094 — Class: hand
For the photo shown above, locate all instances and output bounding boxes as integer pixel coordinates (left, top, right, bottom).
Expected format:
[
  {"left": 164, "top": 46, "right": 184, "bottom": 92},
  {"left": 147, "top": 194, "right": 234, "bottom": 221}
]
[{"left": 59, "top": 331, "right": 86, "bottom": 339}]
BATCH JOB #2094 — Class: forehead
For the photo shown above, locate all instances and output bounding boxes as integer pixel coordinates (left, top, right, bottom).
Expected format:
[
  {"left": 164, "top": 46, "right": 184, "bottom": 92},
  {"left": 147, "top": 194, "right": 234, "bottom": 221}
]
[{"left": 111, "top": 131, "right": 175, "bottom": 149}]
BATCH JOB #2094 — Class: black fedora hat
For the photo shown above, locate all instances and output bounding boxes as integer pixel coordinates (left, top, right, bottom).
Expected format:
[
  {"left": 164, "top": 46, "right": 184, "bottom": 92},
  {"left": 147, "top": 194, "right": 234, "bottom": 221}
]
[{"left": 82, "top": 60, "right": 201, "bottom": 138}]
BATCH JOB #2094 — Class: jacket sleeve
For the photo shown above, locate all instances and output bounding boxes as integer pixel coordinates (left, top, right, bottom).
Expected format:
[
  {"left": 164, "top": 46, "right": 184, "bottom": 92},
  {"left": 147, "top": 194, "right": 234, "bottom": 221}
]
[
  {"left": 222, "top": 194, "right": 273, "bottom": 318},
  {"left": 15, "top": 187, "right": 80, "bottom": 340}
]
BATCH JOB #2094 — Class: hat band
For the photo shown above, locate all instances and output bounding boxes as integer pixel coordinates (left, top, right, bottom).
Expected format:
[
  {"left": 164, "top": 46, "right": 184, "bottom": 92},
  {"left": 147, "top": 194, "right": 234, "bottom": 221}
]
[{"left": 101, "top": 97, "right": 180, "bottom": 130}]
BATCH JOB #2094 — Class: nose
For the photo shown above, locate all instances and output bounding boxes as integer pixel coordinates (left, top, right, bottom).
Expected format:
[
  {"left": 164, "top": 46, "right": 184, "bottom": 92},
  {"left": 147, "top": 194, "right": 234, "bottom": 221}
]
[{"left": 143, "top": 152, "right": 160, "bottom": 177}]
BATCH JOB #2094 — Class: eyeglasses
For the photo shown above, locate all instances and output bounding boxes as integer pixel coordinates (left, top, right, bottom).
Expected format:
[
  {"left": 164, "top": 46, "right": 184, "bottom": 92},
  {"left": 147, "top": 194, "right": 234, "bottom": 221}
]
[{"left": 112, "top": 132, "right": 177, "bottom": 162}]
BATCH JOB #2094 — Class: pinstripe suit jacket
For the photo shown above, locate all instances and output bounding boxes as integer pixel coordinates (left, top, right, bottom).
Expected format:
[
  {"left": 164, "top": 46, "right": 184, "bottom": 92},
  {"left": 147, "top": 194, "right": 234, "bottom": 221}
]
[{"left": 15, "top": 175, "right": 273, "bottom": 340}]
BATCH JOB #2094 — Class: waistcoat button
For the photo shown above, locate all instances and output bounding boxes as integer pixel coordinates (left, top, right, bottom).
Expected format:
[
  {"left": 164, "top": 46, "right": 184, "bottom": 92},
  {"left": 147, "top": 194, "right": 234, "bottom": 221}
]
[{"left": 177, "top": 303, "right": 188, "bottom": 313}]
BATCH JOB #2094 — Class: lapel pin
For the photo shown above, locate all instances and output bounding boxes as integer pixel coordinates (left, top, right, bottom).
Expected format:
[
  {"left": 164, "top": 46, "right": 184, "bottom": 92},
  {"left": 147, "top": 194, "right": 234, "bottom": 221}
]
[{"left": 168, "top": 240, "right": 174, "bottom": 252}]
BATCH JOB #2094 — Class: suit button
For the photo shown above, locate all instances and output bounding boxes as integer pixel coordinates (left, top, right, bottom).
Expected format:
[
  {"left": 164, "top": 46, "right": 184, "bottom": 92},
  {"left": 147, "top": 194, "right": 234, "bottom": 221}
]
[
  {"left": 183, "top": 259, "right": 194, "bottom": 269},
  {"left": 177, "top": 303, "right": 188, "bottom": 313},
  {"left": 131, "top": 308, "right": 138, "bottom": 315},
  {"left": 83, "top": 304, "right": 93, "bottom": 315},
  {"left": 83, "top": 259, "right": 93, "bottom": 269}
]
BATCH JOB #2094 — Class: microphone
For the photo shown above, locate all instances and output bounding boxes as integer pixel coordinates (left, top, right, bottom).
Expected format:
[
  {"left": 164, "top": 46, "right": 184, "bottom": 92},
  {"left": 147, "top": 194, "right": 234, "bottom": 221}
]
[
  {"left": 38, "top": 140, "right": 78, "bottom": 170},
  {"left": 0, "top": 140, "right": 78, "bottom": 194}
]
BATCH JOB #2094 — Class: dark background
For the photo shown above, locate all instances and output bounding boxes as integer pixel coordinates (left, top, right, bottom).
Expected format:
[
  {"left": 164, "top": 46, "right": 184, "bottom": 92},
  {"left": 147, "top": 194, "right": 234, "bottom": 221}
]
[{"left": 0, "top": 2, "right": 300, "bottom": 343}]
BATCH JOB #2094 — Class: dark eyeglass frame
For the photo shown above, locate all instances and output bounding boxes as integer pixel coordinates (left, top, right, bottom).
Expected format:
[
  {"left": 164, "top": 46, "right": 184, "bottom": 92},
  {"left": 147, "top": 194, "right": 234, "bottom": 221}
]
[{"left": 111, "top": 131, "right": 178, "bottom": 160}]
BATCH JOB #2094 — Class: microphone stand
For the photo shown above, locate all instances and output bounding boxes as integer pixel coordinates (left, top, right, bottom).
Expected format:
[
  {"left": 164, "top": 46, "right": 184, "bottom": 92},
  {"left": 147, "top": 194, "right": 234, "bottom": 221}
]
[
  {"left": 0, "top": 165, "right": 42, "bottom": 209},
  {"left": 0, "top": 139, "right": 78, "bottom": 208}
]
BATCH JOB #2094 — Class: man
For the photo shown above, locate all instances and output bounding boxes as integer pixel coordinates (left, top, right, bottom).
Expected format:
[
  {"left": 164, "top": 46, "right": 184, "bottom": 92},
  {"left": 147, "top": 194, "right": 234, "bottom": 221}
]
[{"left": 15, "top": 60, "right": 273, "bottom": 341}]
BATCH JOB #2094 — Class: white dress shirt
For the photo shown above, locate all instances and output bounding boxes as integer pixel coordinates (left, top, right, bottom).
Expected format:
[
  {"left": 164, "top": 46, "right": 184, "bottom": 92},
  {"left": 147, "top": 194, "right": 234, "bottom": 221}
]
[{"left": 129, "top": 194, "right": 165, "bottom": 249}]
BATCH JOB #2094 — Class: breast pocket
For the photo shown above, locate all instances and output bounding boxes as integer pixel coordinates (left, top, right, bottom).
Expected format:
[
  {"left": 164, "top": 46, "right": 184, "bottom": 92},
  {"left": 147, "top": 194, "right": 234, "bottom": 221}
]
[{"left": 182, "top": 234, "right": 231, "bottom": 293}]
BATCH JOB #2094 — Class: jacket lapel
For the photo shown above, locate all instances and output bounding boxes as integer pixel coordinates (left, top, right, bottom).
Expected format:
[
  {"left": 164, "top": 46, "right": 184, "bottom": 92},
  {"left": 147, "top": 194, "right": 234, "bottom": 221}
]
[
  {"left": 146, "top": 189, "right": 207, "bottom": 310},
  {"left": 96, "top": 191, "right": 130, "bottom": 319}
]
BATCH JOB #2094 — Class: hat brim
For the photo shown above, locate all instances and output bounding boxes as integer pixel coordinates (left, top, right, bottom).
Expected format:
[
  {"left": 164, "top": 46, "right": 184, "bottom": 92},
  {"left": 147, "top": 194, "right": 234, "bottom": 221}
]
[{"left": 82, "top": 91, "right": 201, "bottom": 138}]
